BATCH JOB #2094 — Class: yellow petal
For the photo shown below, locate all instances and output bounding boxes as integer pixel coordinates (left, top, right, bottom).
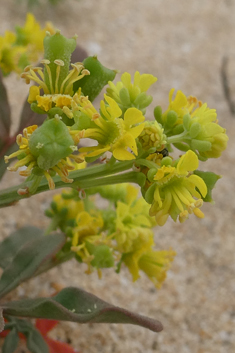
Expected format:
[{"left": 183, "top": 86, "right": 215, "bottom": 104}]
[
  {"left": 188, "top": 174, "right": 207, "bottom": 198},
  {"left": 134, "top": 72, "right": 157, "bottom": 92},
  {"left": 113, "top": 148, "right": 135, "bottom": 160},
  {"left": 177, "top": 150, "right": 198, "bottom": 174},
  {"left": 124, "top": 107, "right": 145, "bottom": 126}
]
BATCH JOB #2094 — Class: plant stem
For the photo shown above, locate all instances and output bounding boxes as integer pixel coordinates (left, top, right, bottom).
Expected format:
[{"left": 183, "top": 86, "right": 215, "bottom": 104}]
[
  {"left": 0, "top": 160, "right": 137, "bottom": 208},
  {"left": 167, "top": 131, "right": 190, "bottom": 145}
]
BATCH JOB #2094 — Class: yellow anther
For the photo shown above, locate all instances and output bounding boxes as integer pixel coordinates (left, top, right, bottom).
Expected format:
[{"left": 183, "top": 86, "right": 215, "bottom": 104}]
[
  {"left": 82, "top": 69, "right": 90, "bottom": 76},
  {"left": 41, "top": 59, "right": 50, "bottom": 65},
  {"left": 54, "top": 59, "right": 64, "bottom": 66},
  {"left": 92, "top": 113, "right": 100, "bottom": 120},
  {"left": 63, "top": 106, "right": 73, "bottom": 119},
  {"left": 23, "top": 65, "right": 32, "bottom": 72}
]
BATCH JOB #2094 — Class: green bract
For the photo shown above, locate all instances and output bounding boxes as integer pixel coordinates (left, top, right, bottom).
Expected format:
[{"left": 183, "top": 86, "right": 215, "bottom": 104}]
[
  {"left": 74, "top": 56, "right": 116, "bottom": 101},
  {"left": 28, "top": 117, "right": 74, "bottom": 170},
  {"left": 43, "top": 31, "right": 77, "bottom": 92}
]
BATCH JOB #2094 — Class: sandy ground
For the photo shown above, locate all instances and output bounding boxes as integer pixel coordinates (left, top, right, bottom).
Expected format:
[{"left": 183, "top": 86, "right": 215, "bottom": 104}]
[{"left": 0, "top": 0, "right": 235, "bottom": 352}]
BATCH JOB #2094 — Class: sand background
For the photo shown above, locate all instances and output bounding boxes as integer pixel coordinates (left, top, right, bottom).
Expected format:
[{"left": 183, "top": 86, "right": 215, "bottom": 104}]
[{"left": 0, "top": 0, "right": 235, "bottom": 352}]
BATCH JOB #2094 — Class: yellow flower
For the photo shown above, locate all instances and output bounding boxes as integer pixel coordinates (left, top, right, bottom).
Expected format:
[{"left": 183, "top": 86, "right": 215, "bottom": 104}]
[
  {"left": 0, "top": 31, "right": 26, "bottom": 74},
  {"left": 163, "top": 89, "right": 228, "bottom": 159},
  {"left": 106, "top": 71, "right": 157, "bottom": 114},
  {"left": 110, "top": 184, "right": 155, "bottom": 253},
  {"left": 15, "top": 13, "right": 55, "bottom": 62},
  {"left": 146, "top": 150, "right": 207, "bottom": 225},
  {"left": 4, "top": 118, "right": 82, "bottom": 190},
  {"left": 79, "top": 95, "right": 145, "bottom": 160},
  {"left": 52, "top": 191, "right": 85, "bottom": 221},
  {"left": 123, "top": 235, "right": 176, "bottom": 288},
  {"left": 138, "top": 120, "right": 166, "bottom": 151},
  {"left": 71, "top": 210, "right": 104, "bottom": 266}
]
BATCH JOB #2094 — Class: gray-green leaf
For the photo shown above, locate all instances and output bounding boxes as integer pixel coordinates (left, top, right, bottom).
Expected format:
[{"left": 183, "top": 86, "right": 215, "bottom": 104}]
[
  {"left": 2, "top": 287, "right": 163, "bottom": 332},
  {"left": 0, "top": 233, "right": 65, "bottom": 299}
]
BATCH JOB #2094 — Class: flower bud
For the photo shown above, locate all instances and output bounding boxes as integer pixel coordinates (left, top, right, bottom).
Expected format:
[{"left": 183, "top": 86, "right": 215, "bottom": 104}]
[
  {"left": 189, "top": 122, "right": 201, "bottom": 138},
  {"left": 166, "top": 110, "right": 178, "bottom": 127},
  {"left": 119, "top": 87, "right": 131, "bottom": 106},
  {"left": 191, "top": 139, "right": 212, "bottom": 153},
  {"left": 183, "top": 113, "right": 191, "bottom": 131},
  {"left": 154, "top": 105, "right": 163, "bottom": 124}
]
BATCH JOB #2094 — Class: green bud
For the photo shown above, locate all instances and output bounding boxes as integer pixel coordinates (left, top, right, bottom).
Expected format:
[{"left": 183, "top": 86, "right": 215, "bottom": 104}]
[
  {"left": 194, "top": 170, "right": 221, "bottom": 202},
  {"left": 72, "top": 112, "right": 92, "bottom": 130},
  {"left": 166, "top": 110, "right": 178, "bottom": 127},
  {"left": 189, "top": 122, "right": 201, "bottom": 138},
  {"left": 86, "top": 242, "right": 114, "bottom": 268},
  {"left": 50, "top": 201, "right": 58, "bottom": 213},
  {"left": 30, "top": 103, "right": 46, "bottom": 115},
  {"left": 183, "top": 113, "right": 191, "bottom": 131},
  {"left": 191, "top": 139, "right": 212, "bottom": 152},
  {"left": 161, "top": 156, "right": 172, "bottom": 166},
  {"left": 154, "top": 105, "right": 163, "bottom": 124},
  {"left": 136, "top": 172, "right": 146, "bottom": 187},
  {"left": 29, "top": 117, "right": 74, "bottom": 170},
  {"left": 173, "top": 142, "right": 190, "bottom": 152},
  {"left": 144, "top": 182, "right": 156, "bottom": 204},
  {"left": 134, "top": 92, "right": 153, "bottom": 109},
  {"left": 147, "top": 168, "right": 158, "bottom": 182},
  {"left": 119, "top": 87, "right": 131, "bottom": 106},
  {"left": 43, "top": 31, "right": 76, "bottom": 91},
  {"left": 172, "top": 124, "right": 184, "bottom": 135},
  {"left": 140, "top": 94, "right": 153, "bottom": 108},
  {"left": 74, "top": 56, "right": 116, "bottom": 101}
]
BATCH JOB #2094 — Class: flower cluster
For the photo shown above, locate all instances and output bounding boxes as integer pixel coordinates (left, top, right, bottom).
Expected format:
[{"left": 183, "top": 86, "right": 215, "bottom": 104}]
[
  {"left": 0, "top": 13, "right": 54, "bottom": 75},
  {"left": 46, "top": 184, "right": 175, "bottom": 288},
  {"left": 4, "top": 29, "right": 228, "bottom": 289}
]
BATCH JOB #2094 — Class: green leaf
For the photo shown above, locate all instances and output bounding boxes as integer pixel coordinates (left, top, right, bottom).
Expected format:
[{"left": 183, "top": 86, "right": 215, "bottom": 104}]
[
  {"left": 0, "top": 226, "right": 43, "bottom": 269},
  {"left": 194, "top": 170, "right": 221, "bottom": 202},
  {"left": 2, "top": 287, "right": 163, "bottom": 332},
  {"left": 74, "top": 56, "right": 116, "bottom": 101},
  {"left": 0, "top": 233, "right": 65, "bottom": 299},
  {"left": 15, "top": 319, "right": 49, "bottom": 353},
  {"left": 0, "top": 69, "right": 11, "bottom": 141},
  {"left": 2, "top": 327, "right": 19, "bottom": 353}
]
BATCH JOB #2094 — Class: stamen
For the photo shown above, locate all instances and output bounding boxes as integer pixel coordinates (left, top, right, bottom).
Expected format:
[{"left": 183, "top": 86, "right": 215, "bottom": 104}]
[
  {"left": 54, "top": 59, "right": 64, "bottom": 93},
  {"left": 19, "top": 161, "right": 36, "bottom": 177},
  {"left": 60, "top": 67, "right": 76, "bottom": 94},
  {"left": 7, "top": 154, "right": 34, "bottom": 171},
  {"left": 44, "top": 63, "right": 54, "bottom": 94},
  {"left": 63, "top": 106, "right": 74, "bottom": 119},
  {"left": 44, "top": 171, "right": 55, "bottom": 190},
  {"left": 68, "top": 155, "right": 84, "bottom": 163}
]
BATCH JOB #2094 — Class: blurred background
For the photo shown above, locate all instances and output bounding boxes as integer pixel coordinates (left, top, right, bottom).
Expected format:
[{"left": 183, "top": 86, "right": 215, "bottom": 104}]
[{"left": 0, "top": 0, "right": 235, "bottom": 352}]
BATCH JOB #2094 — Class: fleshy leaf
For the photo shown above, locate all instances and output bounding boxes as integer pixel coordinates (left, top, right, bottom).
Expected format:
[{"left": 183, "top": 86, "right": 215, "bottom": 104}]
[
  {"left": 193, "top": 170, "right": 221, "bottom": 202},
  {"left": 74, "top": 56, "right": 116, "bottom": 101},
  {"left": 2, "top": 327, "right": 19, "bottom": 353},
  {"left": 0, "top": 233, "right": 65, "bottom": 299},
  {"left": 0, "top": 226, "right": 43, "bottom": 269},
  {"left": 2, "top": 287, "right": 163, "bottom": 332}
]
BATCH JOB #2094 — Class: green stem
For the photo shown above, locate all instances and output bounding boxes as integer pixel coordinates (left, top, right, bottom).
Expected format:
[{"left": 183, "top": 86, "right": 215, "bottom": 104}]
[
  {"left": 135, "top": 159, "right": 158, "bottom": 170},
  {"left": 167, "top": 131, "right": 190, "bottom": 145},
  {"left": 0, "top": 160, "right": 135, "bottom": 208}
]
